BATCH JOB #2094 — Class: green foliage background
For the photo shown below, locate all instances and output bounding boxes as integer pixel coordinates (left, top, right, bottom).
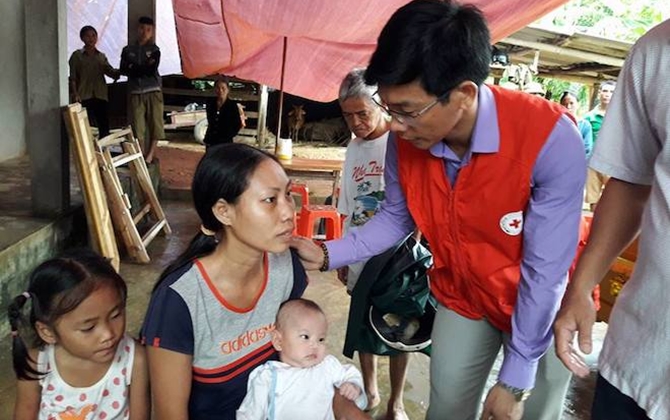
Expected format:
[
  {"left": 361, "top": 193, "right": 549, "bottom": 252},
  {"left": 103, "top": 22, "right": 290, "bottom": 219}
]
[{"left": 530, "top": 0, "right": 668, "bottom": 113}]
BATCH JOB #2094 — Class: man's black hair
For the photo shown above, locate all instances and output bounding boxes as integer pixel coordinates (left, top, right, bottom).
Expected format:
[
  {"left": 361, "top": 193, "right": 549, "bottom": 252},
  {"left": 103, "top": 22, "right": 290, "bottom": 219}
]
[
  {"left": 139, "top": 16, "right": 155, "bottom": 26},
  {"left": 365, "top": 0, "right": 491, "bottom": 98},
  {"left": 79, "top": 25, "right": 97, "bottom": 39}
]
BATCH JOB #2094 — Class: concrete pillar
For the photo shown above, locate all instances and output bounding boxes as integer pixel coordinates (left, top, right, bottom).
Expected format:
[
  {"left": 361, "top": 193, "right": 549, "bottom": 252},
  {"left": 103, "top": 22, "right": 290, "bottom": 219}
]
[
  {"left": 24, "top": 0, "right": 69, "bottom": 216},
  {"left": 128, "top": 0, "right": 156, "bottom": 42}
]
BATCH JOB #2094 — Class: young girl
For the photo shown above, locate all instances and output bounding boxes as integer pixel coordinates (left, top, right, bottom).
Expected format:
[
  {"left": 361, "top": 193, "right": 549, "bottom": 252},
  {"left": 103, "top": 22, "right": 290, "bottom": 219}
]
[
  {"left": 141, "top": 144, "right": 308, "bottom": 420},
  {"left": 8, "top": 249, "right": 149, "bottom": 420}
]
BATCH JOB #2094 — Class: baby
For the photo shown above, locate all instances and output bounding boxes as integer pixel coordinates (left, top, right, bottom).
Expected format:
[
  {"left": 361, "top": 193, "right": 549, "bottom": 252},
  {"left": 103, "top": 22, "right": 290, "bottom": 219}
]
[{"left": 237, "top": 298, "right": 367, "bottom": 419}]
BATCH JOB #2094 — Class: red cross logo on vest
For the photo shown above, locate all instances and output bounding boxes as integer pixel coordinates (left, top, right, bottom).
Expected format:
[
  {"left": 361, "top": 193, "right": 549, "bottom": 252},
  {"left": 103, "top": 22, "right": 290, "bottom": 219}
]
[{"left": 499, "top": 211, "right": 524, "bottom": 236}]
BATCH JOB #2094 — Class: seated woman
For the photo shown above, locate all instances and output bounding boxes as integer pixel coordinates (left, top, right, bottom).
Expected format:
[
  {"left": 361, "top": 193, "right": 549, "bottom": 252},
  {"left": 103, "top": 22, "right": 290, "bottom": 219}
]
[
  {"left": 141, "top": 143, "right": 369, "bottom": 420},
  {"left": 203, "top": 77, "right": 244, "bottom": 147},
  {"left": 141, "top": 144, "right": 304, "bottom": 419}
]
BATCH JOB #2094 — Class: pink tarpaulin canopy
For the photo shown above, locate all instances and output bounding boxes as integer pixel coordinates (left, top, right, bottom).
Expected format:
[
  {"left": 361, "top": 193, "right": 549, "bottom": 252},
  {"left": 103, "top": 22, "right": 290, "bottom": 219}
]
[
  {"left": 67, "top": 0, "right": 569, "bottom": 102},
  {"left": 172, "top": 0, "right": 570, "bottom": 102}
]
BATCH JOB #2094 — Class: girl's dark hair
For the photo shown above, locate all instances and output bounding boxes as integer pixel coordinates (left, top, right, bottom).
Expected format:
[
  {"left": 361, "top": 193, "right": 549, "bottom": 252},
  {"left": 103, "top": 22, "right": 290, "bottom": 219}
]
[
  {"left": 7, "top": 248, "right": 127, "bottom": 380},
  {"left": 366, "top": 0, "right": 491, "bottom": 98},
  {"left": 79, "top": 25, "right": 97, "bottom": 39},
  {"left": 138, "top": 16, "right": 155, "bottom": 26},
  {"left": 154, "top": 143, "right": 279, "bottom": 291}
]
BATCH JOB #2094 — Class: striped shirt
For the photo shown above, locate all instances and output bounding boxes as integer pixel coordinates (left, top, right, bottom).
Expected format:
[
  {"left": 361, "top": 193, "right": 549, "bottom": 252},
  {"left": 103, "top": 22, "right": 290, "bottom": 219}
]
[{"left": 141, "top": 250, "right": 307, "bottom": 420}]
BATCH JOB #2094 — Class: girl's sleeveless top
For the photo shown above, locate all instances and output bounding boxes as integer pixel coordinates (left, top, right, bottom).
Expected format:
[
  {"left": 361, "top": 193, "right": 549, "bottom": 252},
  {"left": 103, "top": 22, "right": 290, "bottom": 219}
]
[{"left": 37, "top": 334, "right": 135, "bottom": 420}]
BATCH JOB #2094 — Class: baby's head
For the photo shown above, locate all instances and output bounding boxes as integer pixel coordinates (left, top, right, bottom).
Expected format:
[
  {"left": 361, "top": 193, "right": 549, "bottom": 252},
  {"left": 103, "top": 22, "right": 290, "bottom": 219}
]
[{"left": 272, "top": 298, "right": 328, "bottom": 368}]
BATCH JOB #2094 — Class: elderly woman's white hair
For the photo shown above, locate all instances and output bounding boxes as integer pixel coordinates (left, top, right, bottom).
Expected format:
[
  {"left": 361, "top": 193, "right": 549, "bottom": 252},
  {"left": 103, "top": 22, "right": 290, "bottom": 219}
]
[{"left": 338, "top": 68, "right": 380, "bottom": 104}]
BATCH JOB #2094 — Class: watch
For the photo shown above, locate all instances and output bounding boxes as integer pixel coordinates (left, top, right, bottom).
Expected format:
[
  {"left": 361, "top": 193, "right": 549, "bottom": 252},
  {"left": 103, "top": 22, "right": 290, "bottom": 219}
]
[{"left": 496, "top": 381, "right": 532, "bottom": 402}]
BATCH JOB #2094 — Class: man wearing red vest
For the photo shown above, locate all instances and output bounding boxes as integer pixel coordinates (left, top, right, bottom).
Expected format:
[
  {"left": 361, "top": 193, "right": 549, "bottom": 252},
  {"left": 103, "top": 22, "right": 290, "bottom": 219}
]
[{"left": 292, "top": 1, "right": 586, "bottom": 419}]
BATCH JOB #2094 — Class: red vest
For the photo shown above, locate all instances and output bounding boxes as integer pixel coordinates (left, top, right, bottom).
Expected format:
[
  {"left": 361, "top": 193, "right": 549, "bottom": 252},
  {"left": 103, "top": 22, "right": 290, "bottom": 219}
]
[{"left": 397, "top": 85, "right": 567, "bottom": 331}]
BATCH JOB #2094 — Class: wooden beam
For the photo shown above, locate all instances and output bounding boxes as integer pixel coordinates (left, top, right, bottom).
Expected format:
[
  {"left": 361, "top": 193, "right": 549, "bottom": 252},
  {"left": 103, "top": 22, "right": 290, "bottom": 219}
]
[
  {"left": 500, "top": 37, "right": 625, "bottom": 68},
  {"left": 544, "top": 64, "right": 616, "bottom": 73},
  {"left": 162, "top": 87, "right": 260, "bottom": 102},
  {"left": 537, "top": 71, "right": 616, "bottom": 85}
]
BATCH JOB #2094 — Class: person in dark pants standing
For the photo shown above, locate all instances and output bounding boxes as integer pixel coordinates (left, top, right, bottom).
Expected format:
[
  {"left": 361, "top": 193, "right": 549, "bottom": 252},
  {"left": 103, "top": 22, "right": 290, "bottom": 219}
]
[
  {"left": 120, "top": 16, "right": 164, "bottom": 163},
  {"left": 69, "top": 25, "right": 120, "bottom": 138},
  {"left": 203, "top": 77, "right": 244, "bottom": 148}
]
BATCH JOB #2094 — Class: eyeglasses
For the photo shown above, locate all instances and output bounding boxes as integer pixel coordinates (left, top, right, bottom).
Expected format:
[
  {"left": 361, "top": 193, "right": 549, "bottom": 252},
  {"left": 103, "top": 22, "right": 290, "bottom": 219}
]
[{"left": 371, "top": 91, "right": 450, "bottom": 125}]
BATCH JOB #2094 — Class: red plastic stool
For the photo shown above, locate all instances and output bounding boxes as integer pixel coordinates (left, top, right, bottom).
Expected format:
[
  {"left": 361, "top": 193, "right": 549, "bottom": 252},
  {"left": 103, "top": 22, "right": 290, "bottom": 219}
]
[
  {"left": 290, "top": 183, "right": 310, "bottom": 209},
  {"left": 290, "top": 183, "right": 310, "bottom": 235},
  {"left": 298, "top": 204, "right": 342, "bottom": 240},
  {"left": 292, "top": 213, "right": 299, "bottom": 235}
]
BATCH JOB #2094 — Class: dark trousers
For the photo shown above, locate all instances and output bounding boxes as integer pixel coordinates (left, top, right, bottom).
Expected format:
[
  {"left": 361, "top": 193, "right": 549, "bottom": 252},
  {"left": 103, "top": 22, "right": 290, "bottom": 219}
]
[
  {"left": 592, "top": 374, "right": 651, "bottom": 420},
  {"left": 82, "top": 98, "right": 110, "bottom": 138}
]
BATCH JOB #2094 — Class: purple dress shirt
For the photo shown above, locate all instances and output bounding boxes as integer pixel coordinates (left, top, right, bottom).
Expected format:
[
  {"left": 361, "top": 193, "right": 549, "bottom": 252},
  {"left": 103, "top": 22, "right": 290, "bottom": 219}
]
[{"left": 326, "top": 85, "right": 586, "bottom": 389}]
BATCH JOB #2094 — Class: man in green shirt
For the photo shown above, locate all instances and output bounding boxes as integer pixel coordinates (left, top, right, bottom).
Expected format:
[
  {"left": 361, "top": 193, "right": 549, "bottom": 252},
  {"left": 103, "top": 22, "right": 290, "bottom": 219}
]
[{"left": 584, "top": 81, "right": 616, "bottom": 210}]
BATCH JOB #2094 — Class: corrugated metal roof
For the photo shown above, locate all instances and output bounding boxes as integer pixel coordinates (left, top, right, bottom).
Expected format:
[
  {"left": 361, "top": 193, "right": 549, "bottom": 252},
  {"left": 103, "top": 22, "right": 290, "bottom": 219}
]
[{"left": 494, "top": 25, "right": 633, "bottom": 84}]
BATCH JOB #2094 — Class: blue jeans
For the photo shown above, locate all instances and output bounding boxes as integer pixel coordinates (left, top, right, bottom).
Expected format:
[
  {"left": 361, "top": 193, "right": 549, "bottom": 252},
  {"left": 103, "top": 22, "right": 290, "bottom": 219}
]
[{"left": 592, "top": 374, "right": 651, "bottom": 420}]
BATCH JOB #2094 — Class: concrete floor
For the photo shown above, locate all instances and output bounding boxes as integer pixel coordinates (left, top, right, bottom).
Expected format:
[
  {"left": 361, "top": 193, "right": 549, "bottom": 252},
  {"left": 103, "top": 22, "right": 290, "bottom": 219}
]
[
  {"left": 0, "top": 199, "right": 606, "bottom": 419},
  {"left": 0, "top": 144, "right": 605, "bottom": 419}
]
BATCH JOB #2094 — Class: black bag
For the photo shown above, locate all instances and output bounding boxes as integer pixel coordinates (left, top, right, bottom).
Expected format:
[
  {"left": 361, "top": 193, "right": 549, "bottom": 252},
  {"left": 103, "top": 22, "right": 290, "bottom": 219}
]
[{"left": 343, "top": 233, "right": 435, "bottom": 357}]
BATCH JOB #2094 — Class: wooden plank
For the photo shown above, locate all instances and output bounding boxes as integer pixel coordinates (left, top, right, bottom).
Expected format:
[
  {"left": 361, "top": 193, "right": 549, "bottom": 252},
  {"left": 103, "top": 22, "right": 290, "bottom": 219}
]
[
  {"left": 98, "top": 129, "right": 133, "bottom": 148},
  {"left": 230, "top": 93, "right": 260, "bottom": 102},
  {"left": 169, "top": 110, "right": 206, "bottom": 125},
  {"left": 239, "top": 128, "right": 258, "bottom": 136},
  {"left": 112, "top": 152, "right": 144, "bottom": 168},
  {"left": 164, "top": 107, "right": 258, "bottom": 119},
  {"left": 281, "top": 157, "right": 344, "bottom": 200},
  {"left": 164, "top": 105, "right": 188, "bottom": 112},
  {"left": 62, "top": 104, "right": 120, "bottom": 270},
  {"left": 142, "top": 219, "right": 167, "bottom": 247},
  {"left": 133, "top": 203, "right": 152, "bottom": 225},
  {"left": 163, "top": 87, "right": 215, "bottom": 98},
  {"left": 281, "top": 157, "right": 344, "bottom": 172},
  {"left": 162, "top": 87, "right": 261, "bottom": 103},
  {"left": 500, "top": 36, "right": 625, "bottom": 67},
  {"left": 96, "top": 151, "right": 150, "bottom": 263}
]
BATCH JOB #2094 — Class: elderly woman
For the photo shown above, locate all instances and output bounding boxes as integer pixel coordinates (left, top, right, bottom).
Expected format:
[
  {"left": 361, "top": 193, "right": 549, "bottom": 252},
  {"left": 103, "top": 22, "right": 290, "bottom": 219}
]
[{"left": 336, "top": 68, "right": 411, "bottom": 420}]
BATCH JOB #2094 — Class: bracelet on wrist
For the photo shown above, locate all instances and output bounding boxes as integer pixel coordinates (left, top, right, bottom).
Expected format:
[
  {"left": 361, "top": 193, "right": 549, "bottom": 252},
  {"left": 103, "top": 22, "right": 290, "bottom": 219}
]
[{"left": 319, "top": 242, "right": 330, "bottom": 272}]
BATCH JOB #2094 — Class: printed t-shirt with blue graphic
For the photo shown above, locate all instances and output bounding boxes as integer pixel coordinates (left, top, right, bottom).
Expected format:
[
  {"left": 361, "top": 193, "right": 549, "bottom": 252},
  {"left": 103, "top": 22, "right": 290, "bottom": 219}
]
[{"left": 337, "top": 132, "right": 388, "bottom": 291}]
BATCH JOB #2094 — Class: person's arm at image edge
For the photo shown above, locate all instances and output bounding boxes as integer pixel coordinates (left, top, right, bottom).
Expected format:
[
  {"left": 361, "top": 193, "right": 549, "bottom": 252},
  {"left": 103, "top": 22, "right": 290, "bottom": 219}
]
[
  {"left": 146, "top": 347, "right": 192, "bottom": 419},
  {"left": 555, "top": 38, "right": 657, "bottom": 375},
  {"left": 129, "top": 341, "right": 151, "bottom": 420},
  {"left": 141, "top": 284, "right": 194, "bottom": 419}
]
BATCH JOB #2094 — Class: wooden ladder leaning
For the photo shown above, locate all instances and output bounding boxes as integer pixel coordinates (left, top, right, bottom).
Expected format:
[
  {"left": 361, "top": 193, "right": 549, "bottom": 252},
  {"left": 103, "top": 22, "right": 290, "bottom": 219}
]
[
  {"left": 63, "top": 103, "right": 121, "bottom": 270},
  {"left": 96, "top": 128, "right": 171, "bottom": 263}
]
